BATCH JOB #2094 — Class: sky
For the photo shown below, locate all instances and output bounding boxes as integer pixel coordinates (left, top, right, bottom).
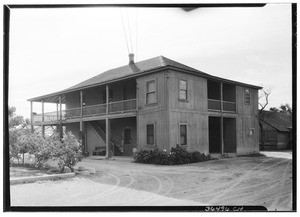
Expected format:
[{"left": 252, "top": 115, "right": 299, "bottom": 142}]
[{"left": 8, "top": 3, "right": 292, "bottom": 119}]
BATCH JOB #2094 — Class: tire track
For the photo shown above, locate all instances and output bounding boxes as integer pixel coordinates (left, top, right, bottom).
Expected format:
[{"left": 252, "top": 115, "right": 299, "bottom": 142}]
[
  {"left": 268, "top": 160, "right": 292, "bottom": 210},
  {"left": 73, "top": 171, "right": 121, "bottom": 205},
  {"left": 207, "top": 158, "right": 288, "bottom": 204}
]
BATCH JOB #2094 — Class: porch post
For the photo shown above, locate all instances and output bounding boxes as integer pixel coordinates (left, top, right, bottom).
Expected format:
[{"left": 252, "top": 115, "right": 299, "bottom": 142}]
[
  {"left": 30, "top": 101, "right": 34, "bottom": 133},
  {"left": 221, "top": 117, "right": 224, "bottom": 155},
  {"left": 220, "top": 82, "right": 223, "bottom": 113},
  {"left": 105, "top": 84, "right": 111, "bottom": 158},
  {"left": 42, "top": 100, "right": 45, "bottom": 137},
  {"left": 80, "top": 90, "right": 83, "bottom": 118},
  {"left": 59, "top": 95, "right": 62, "bottom": 139},
  {"left": 56, "top": 102, "right": 59, "bottom": 121}
]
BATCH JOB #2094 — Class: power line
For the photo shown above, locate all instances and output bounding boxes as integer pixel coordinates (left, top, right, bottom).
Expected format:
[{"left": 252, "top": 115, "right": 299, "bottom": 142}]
[
  {"left": 126, "top": 9, "right": 133, "bottom": 54},
  {"left": 120, "top": 9, "right": 130, "bottom": 54}
]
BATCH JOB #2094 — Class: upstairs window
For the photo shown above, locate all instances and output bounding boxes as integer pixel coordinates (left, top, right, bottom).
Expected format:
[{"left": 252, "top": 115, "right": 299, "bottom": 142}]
[
  {"left": 146, "top": 80, "right": 157, "bottom": 104},
  {"left": 179, "top": 79, "right": 188, "bottom": 101},
  {"left": 147, "top": 124, "right": 155, "bottom": 145},
  {"left": 244, "top": 88, "right": 250, "bottom": 105},
  {"left": 180, "top": 124, "right": 187, "bottom": 146}
]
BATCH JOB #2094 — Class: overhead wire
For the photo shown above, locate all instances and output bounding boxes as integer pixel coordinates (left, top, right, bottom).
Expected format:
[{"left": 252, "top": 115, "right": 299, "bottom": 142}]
[
  {"left": 120, "top": 9, "right": 130, "bottom": 54},
  {"left": 126, "top": 9, "right": 134, "bottom": 54}
]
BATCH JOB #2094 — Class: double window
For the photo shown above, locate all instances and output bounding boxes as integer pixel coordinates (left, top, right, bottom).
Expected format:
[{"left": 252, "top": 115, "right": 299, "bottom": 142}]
[
  {"left": 146, "top": 80, "right": 157, "bottom": 104},
  {"left": 180, "top": 124, "right": 187, "bottom": 146},
  {"left": 146, "top": 124, "right": 155, "bottom": 145},
  {"left": 244, "top": 88, "right": 250, "bottom": 105},
  {"left": 179, "top": 79, "right": 188, "bottom": 101}
]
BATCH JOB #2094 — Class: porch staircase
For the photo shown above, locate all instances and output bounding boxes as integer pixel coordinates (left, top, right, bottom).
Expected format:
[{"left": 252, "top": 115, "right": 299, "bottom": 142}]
[{"left": 90, "top": 122, "right": 123, "bottom": 156}]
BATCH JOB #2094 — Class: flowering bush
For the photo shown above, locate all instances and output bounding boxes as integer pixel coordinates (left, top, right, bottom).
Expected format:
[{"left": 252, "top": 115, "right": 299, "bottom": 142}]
[{"left": 134, "top": 145, "right": 211, "bottom": 165}]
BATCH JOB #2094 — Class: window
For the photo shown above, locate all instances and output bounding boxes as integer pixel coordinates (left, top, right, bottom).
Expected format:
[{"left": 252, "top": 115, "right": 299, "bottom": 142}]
[
  {"left": 179, "top": 79, "right": 188, "bottom": 100},
  {"left": 180, "top": 124, "right": 187, "bottom": 146},
  {"left": 147, "top": 124, "right": 155, "bottom": 145},
  {"left": 244, "top": 88, "right": 250, "bottom": 105},
  {"left": 146, "top": 80, "right": 157, "bottom": 104}
]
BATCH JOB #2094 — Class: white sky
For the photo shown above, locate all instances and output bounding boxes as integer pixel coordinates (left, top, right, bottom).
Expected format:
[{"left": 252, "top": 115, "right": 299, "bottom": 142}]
[{"left": 8, "top": 4, "right": 292, "bottom": 119}]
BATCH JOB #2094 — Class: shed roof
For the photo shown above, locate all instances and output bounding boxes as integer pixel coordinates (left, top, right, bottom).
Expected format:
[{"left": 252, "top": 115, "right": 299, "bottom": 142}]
[
  {"left": 261, "top": 111, "right": 293, "bottom": 132},
  {"left": 28, "top": 55, "right": 262, "bottom": 102}
]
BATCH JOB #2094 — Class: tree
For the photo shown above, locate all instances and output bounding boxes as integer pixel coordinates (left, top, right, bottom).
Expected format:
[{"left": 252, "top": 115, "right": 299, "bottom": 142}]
[
  {"left": 8, "top": 106, "right": 31, "bottom": 164},
  {"left": 258, "top": 89, "right": 271, "bottom": 151},
  {"left": 270, "top": 103, "right": 292, "bottom": 114}
]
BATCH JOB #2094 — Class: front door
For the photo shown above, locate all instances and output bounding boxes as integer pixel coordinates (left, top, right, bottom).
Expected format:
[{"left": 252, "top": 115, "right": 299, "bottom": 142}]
[{"left": 123, "top": 128, "right": 133, "bottom": 156}]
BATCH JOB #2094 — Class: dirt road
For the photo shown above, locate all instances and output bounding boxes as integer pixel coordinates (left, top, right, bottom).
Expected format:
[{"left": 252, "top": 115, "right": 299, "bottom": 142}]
[{"left": 10, "top": 151, "right": 293, "bottom": 210}]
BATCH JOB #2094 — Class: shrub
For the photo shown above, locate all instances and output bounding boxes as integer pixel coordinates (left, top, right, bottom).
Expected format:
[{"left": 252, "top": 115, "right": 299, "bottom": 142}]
[
  {"left": 9, "top": 129, "right": 21, "bottom": 164},
  {"left": 53, "top": 132, "right": 83, "bottom": 172},
  {"left": 27, "top": 132, "right": 55, "bottom": 168},
  {"left": 134, "top": 145, "right": 211, "bottom": 165}
]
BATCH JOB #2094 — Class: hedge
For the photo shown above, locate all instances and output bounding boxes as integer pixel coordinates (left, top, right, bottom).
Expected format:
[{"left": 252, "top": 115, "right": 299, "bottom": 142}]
[{"left": 134, "top": 145, "right": 211, "bottom": 165}]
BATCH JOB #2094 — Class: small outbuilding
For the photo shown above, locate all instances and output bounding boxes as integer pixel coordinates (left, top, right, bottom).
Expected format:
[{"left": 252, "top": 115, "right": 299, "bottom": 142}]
[{"left": 260, "top": 111, "right": 292, "bottom": 150}]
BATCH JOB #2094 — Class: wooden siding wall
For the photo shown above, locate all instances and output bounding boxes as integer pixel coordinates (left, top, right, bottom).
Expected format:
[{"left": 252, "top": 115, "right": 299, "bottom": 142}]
[
  {"left": 277, "top": 132, "right": 290, "bottom": 149},
  {"left": 167, "top": 70, "right": 209, "bottom": 154},
  {"left": 235, "top": 86, "right": 260, "bottom": 155},
  {"left": 65, "top": 92, "right": 80, "bottom": 109},
  {"left": 136, "top": 71, "right": 169, "bottom": 151},
  {"left": 110, "top": 117, "right": 137, "bottom": 156},
  {"left": 84, "top": 86, "right": 105, "bottom": 106}
]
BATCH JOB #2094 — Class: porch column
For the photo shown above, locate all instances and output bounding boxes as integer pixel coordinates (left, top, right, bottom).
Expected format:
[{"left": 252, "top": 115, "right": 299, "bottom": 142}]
[
  {"left": 105, "top": 84, "right": 111, "bottom": 158},
  {"left": 30, "top": 101, "right": 34, "bottom": 133},
  {"left": 42, "top": 100, "right": 45, "bottom": 137},
  {"left": 220, "top": 82, "right": 223, "bottom": 113},
  {"left": 56, "top": 102, "right": 59, "bottom": 121},
  {"left": 59, "top": 95, "right": 62, "bottom": 139},
  {"left": 221, "top": 117, "right": 224, "bottom": 155},
  {"left": 80, "top": 90, "right": 83, "bottom": 118}
]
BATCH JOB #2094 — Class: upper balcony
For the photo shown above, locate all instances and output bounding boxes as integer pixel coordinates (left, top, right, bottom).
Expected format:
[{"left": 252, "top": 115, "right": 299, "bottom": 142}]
[
  {"left": 31, "top": 79, "right": 137, "bottom": 125},
  {"left": 207, "top": 80, "right": 236, "bottom": 113},
  {"left": 32, "top": 99, "right": 136, "bottom": 124}
]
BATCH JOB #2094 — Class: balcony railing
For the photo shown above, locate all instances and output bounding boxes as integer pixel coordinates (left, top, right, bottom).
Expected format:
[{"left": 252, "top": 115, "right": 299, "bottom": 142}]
[
  {"left": 208, "top": 99, "right": 221, "bottom": 111},
  {"left": 223, "top": 101, "right": 236, "bottom": 113},
  {"left": 83, "top": 104, "right": 106, "bottom": 117},
  {"left": 208, "top": 99, "right": 236, "bottom": 113},
  {"left": 33, "top": 99, "right": 137, "bottom": 124},
  {"left": 108, "top": 99, "right": 136, "bottom": 113}
]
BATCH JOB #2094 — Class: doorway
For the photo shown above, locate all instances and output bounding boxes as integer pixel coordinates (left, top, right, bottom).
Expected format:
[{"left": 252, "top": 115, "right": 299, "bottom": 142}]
[
  {"left": 209, "top": 116, "right": 236, "bottom": 154},
  {"left": 223, "top": 118, "right": 236, "bottom": 153},
  {"left": 123, "top": 128, "right": 133, "bottom": 156},
  {"left": 209, "top": 117, "right": 222, "bottom": 153}
]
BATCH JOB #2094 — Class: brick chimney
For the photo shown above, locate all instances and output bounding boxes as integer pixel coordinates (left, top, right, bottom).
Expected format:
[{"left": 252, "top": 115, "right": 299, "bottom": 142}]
[{"left": 129, "top": 53, "right": 134, "bottom": 64}]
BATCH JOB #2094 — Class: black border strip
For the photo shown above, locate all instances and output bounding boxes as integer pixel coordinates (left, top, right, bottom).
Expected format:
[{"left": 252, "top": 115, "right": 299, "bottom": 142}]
[
  {"left": 291, "top": 2, "right": 297, "bottom": 212},
  {"left": 3, "top": 3, "right": 296, "bottom": 212},
  {"left": 7, "top": 4, "right": 266, "bottom": 9},
  {"left": 3, "top": 4, "right": 10, "bottom": 212}
]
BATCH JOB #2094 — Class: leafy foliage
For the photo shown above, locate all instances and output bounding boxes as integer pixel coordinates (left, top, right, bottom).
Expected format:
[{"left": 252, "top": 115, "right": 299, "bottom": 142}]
[
  {"left": 270, "top": 103, "right": 292, "bottom": 114},
  {"left": 134, "top": 145, "right": 211, "bottom": 165},
  {"left": 54, "top": 132, "right": 83, "bottom": 172},
  {"left": 8, "top": 106, "right": 82, "bottom": 172}
]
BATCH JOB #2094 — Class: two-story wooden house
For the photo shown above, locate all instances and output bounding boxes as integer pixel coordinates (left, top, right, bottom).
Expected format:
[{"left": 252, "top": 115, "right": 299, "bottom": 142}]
[{"left": 28, "top": 54, "right": 262, "bottom": 158}]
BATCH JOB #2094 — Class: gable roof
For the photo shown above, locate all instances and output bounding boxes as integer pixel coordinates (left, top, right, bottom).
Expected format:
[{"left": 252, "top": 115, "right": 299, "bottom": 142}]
[
  {"left": 28, "top": 55, "right": 262, "bottom": 102},
  {"left": 64, "top": 56, "right": 208, "bottom": 91},
  {"left": 262, "top": 110, "right": 292, "bottom": 132}
]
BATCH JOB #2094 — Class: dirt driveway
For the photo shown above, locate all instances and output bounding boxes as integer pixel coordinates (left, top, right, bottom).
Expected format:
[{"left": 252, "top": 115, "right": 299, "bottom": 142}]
[{"left": 10, "top": 151, "right": 293, "bottom": 210}]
